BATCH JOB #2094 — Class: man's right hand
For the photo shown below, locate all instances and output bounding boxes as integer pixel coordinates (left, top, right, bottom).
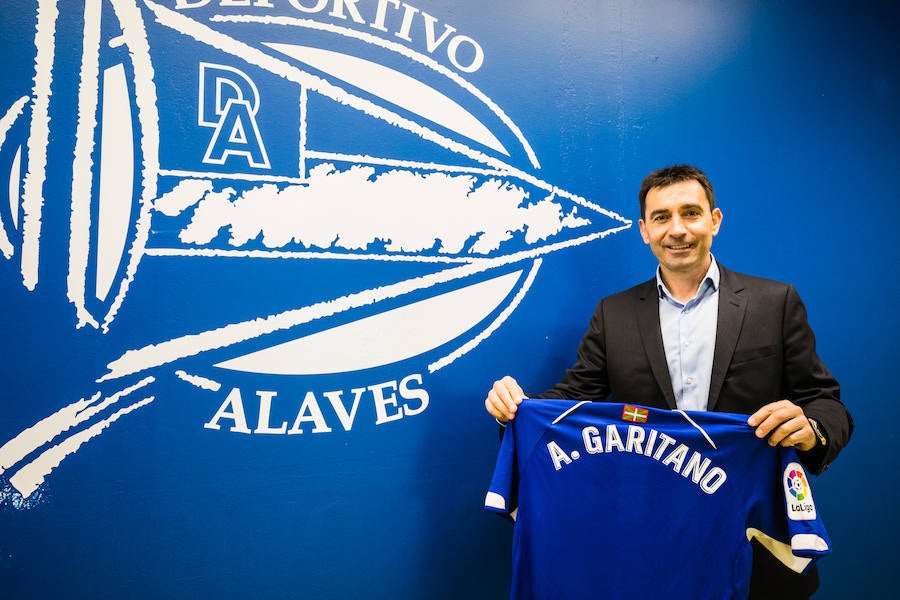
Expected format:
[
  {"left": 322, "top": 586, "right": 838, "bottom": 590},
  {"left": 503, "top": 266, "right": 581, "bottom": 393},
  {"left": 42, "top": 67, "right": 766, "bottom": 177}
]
[{"left": 485, "top": 376, "right": 525, "bottom": 423}]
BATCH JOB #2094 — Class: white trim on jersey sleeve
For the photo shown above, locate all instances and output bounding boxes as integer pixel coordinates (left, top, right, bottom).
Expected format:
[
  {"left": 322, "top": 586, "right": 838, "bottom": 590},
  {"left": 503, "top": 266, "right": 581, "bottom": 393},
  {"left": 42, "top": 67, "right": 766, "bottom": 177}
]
[
  {"left": 485, "top": 491, "right": 507, "bottom": 512},
  {"left": 746, "top": 528, "right": 815, "bottom": 574},
  {"left": 551, "top": 401, "right": 591, "bottom": 425},
  {"left": 791, "top": 533, "right": 830, "bottom": 552},
  {"left": 675, "top": 409, "right": 718, "bottom": 450}
]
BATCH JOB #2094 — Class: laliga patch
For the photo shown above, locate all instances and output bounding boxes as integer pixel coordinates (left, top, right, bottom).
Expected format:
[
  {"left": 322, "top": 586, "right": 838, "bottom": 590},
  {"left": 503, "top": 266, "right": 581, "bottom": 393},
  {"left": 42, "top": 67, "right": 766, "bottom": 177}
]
[{"left": 783, "top": 462, "right": 817, "bottom": 520}]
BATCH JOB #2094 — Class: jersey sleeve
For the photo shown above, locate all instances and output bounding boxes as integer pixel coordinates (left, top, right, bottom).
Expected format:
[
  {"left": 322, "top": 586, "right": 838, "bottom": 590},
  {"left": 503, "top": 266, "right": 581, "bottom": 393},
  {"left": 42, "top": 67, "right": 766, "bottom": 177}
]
[
  {"left": 484, "top": 418, "right": 519, "bottom": 520},
  {"left": 747, "top": 451, "right": 832, "bottom": 574}
]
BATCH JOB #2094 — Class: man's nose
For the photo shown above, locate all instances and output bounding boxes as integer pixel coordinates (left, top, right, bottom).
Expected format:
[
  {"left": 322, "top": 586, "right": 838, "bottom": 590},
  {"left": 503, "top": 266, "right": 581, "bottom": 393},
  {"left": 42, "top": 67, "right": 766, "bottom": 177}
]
[{"left": 669, "top": 216, "right": 687, "bottom": 235}]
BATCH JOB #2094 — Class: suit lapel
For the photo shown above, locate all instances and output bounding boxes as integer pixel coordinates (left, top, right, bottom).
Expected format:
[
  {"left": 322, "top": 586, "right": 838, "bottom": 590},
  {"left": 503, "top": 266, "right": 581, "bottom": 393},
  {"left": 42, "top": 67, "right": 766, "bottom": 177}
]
[
  {"left": 635, "top": 279, "right": 677, "bottom": 409},
  {"left": 707, "top": 267, "right": 747, "bottom": 411}
]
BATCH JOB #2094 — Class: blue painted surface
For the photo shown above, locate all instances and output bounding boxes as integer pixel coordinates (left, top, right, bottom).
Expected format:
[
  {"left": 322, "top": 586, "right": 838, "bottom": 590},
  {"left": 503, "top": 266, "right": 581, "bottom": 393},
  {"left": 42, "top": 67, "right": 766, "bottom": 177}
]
[{"left": 0, "top": 1, "right": 896, "bottom": 597}]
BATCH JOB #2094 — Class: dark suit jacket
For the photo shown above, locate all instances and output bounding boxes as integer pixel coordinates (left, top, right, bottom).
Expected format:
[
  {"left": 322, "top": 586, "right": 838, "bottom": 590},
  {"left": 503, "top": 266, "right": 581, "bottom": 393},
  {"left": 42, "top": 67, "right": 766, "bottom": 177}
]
[
  {"left": 538, "top": 264, "right": 854, "bottom": 598},
  {"left": 542, "top": 264, "right": 852, "bottom": 471}
]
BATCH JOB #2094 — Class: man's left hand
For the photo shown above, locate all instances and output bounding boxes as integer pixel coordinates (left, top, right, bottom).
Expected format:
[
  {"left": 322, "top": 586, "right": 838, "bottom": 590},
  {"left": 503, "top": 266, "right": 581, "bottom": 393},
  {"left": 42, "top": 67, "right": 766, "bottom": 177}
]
[{"left": 747, "top": 399, "right": 817, "bottom": 452}]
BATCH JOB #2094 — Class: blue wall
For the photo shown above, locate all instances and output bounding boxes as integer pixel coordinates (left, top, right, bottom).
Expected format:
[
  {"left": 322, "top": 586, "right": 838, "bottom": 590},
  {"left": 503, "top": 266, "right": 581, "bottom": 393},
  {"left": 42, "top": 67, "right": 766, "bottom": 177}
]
[{"left": 0, "top": 1, "right": 896, "bottom": 597}]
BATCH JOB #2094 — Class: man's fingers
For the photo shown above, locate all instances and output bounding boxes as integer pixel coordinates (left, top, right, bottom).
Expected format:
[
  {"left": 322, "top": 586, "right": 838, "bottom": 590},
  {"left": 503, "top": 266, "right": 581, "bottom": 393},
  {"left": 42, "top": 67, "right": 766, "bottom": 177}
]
[
  {"left": 485, "top": 393, "right": 514, "bottom": 422},
  {"left": 748, "top": 399, "right": 794, "bottom": 428},
  {"left": 498, "top": 376, "right": 525, "bottom": 408},
  {"left": 747, "top": 400, "right": 816, "bottom": 450},
  {"left": 749, "top": 400, "right": 797, "bottom": 435},
  {"left": 765, "top": 415, "right": 805, "bottom": 446},
  {"left": 485, "top": 376, "right": 524, "bottom": 422}
]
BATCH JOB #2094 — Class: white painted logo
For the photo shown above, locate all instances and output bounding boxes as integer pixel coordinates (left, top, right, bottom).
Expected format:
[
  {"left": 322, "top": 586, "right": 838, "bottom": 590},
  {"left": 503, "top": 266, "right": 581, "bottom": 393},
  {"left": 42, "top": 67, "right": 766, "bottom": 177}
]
[
  {"left": 0, "top": 0, "right": 630, "bottom": 503},
  {"left": 198, "top": 63, "right": 271, "bottom": 168}
]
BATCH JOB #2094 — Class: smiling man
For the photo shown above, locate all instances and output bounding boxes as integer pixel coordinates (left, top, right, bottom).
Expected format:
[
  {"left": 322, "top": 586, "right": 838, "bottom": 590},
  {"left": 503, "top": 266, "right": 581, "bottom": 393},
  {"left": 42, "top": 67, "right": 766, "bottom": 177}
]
[
  {"left": 639, "top": 176, "right": 722, "bottom": 302},
  {"left": 484, "top": 164, "right": 853, "bottom": 599}
]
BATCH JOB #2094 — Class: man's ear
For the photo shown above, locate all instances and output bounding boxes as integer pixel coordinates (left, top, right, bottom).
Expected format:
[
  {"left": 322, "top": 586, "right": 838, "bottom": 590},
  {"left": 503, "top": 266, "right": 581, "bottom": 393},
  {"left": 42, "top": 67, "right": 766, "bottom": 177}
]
[
  {"left": 711, "top": 208, "right": 723, "bottom": 236},
  {"left": 638, "top": 219, "right": 650, "bottom": 244}
]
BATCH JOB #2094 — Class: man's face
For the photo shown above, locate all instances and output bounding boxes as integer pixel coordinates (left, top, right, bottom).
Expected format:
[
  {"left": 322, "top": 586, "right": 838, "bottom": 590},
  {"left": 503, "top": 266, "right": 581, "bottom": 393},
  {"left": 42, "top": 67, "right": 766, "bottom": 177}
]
[{"left": 638, "top": 180, "right": 723, "bottom": 279}]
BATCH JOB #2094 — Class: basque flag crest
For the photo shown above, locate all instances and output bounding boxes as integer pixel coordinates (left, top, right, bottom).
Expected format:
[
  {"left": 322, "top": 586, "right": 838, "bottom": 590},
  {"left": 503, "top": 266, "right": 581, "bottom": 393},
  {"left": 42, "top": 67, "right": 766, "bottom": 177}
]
[{"left": 622, "top": 405, "right": 649, "bottom": 423}]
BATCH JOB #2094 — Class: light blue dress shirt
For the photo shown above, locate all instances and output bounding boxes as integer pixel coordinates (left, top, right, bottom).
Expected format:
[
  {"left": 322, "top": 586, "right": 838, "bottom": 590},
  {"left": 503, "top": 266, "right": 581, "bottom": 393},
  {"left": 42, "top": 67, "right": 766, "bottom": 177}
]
[{"left": 657, "top": 257, "right": 720, "bottom": 412}]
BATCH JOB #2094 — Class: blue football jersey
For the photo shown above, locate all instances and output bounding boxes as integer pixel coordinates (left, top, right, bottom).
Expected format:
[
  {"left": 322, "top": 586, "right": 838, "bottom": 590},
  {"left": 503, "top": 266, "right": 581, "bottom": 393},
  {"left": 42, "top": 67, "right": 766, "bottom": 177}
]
[{"left": 485, "top": 399, "right": 831, "bottom": 600}]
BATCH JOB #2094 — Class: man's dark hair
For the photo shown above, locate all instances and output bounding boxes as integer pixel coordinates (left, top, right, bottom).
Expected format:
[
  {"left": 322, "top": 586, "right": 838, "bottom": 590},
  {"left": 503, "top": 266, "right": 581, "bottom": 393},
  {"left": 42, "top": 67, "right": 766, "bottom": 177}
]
[{"left": 638, "top": 165, "right": 715, "bottom": 219}]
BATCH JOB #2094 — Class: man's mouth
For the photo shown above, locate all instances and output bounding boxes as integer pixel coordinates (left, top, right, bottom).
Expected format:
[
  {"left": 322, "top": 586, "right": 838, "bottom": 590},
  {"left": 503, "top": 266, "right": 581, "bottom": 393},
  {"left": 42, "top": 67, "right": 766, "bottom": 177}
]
[{"left": 666, "top": 243, "right": 693, "bottom": 251}]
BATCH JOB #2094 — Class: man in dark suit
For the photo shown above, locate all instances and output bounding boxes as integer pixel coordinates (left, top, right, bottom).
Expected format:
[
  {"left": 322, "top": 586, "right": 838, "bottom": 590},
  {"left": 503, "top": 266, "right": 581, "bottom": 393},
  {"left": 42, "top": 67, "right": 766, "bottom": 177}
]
[{"left": 485, "top": 165, "right": 853, "bottom": 599}]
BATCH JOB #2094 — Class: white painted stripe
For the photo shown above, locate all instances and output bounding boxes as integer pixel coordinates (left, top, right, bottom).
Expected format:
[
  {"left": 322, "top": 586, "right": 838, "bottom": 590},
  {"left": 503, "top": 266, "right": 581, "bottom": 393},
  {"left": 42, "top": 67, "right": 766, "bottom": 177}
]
[
  {"left": 429, "top": 260, "right": 541, "bottom": 373},
  {"left": 144, "top": 246, "right": 480, "bottom": 263},
  {"left": 95, "top": 64, "right": 136, "bottom": 302},
  {"left": 265, "top": 43, "right": 507, "bottom": 156},
  {"left": 99, "top": 260, "right": 500, "bottom": 381},
  {"left": 100, "top": 0, "right": 160, "bottom": 332},
  {"left": 146, "top": 226, "right": 629, "bottom": 264},
  {"left": 0, "top": 152, "right": 17, "bottom": 259},
  {"left": 20, "top": 0, "right": 59, "bottom": 290},
  {"left": 174, "top": 370, "right": 222, "bottom": 392},
  {"left": 0, "top": 377, "right": 154, "bottom": 474},
  {"left": 68, "top": 0, "right": 104, "bottom": 328},
  {"left": 215, "top": 271, "right": 522, "bottom": 375},
  {"left": 0, "top": 96, "right": 28, "bottom": 148},
  {"left": 9, "top": 396, "right": 155, "bottom": 497},
  {"left": 9, "top": 148, "right": 22, "bottom": 229},
  {"left": 0, "top": 392, "right": 101, "bottom": 474},
  {"left": 157, "top": 169, "right": 306, "bottom": 184},
  {"left": 298, "top": 85, "right": 307, "bottom": 178},
  {"left": 305, "top": 151, "right": 515, "bottom": 177},
  {"left": 0, "top": 97, "right": 29, "bottom": 258}
]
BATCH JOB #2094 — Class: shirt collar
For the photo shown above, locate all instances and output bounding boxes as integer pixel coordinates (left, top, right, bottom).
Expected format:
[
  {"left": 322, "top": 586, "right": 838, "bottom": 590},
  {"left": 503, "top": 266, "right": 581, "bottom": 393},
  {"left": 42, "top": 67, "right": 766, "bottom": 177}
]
[{"left": 656, "top": 255, "right": 720, "bottom": 301}]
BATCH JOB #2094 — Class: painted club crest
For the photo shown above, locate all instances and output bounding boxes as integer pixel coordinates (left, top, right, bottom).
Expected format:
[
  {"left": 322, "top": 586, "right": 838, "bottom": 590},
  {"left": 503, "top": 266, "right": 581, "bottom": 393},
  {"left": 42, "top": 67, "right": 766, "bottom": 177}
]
[{"left": 0, "top": 0, "right": 630, "bottom": 503}]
